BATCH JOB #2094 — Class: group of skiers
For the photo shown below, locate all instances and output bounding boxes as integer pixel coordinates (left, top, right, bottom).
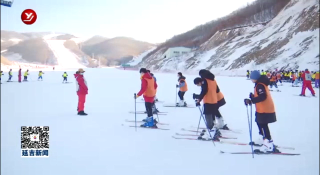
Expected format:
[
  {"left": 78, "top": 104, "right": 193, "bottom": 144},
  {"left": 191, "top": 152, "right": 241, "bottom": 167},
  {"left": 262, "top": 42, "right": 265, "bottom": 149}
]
[
  {"left": 134, "top": 68, "right": 280, "bottom": 153},
  {"left": 0, "top": 69, "right": 72, "bottom": 83},
  {"left": 246, "top": 69, "right": 318, "bottom": 96}
]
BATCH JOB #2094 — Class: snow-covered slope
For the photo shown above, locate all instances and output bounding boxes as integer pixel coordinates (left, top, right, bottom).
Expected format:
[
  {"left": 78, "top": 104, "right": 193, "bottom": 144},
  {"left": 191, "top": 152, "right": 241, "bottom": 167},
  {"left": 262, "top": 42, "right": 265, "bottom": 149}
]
[
  {"left": 127, "top": 47, "right": 157, "bottom": 66},
  {"left": 45, "top": 40, "right": 85, "bottom": 68},
  {"left": 140, "top": 0, "right": 319, "bottom": 74},
  {"left": 1, "top": 68, "right": 318, "bottom": 175}
]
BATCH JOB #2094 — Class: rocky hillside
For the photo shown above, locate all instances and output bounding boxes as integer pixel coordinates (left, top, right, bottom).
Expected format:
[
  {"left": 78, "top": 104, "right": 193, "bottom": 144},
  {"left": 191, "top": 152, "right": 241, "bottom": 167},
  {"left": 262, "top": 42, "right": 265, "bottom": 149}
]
[{"left": 139, "top": 0, "right": 319, "bottom": 74}]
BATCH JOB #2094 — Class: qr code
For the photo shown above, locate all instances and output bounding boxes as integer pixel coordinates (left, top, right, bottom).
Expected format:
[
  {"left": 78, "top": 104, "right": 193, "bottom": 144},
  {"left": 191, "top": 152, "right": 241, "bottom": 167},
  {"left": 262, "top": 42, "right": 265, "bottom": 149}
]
[{"left": 21, "top": 126, "right": 49, "bottom": 157}]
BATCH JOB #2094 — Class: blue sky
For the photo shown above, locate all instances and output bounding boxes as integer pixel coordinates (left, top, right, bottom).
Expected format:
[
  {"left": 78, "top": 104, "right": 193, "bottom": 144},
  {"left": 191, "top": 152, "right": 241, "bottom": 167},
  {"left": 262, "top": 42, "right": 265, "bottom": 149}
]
[{"left": 1, "top": 0, "right": 256, "bottom": 43}]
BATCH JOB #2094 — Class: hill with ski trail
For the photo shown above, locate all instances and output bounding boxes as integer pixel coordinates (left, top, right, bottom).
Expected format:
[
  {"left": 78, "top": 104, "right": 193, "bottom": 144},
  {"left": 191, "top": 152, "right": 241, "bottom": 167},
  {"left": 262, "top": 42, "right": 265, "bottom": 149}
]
[
  {"left": 1, "top": 68, "right": 318, "bottom": 175},
  {"left": 138, "top": 0, "right": 319, "bottom": 75}
]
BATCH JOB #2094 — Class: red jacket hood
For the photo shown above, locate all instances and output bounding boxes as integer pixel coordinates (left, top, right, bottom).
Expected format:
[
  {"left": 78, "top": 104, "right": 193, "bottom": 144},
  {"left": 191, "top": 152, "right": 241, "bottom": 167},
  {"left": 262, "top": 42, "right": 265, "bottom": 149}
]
[
  {"left": 305, "top": 70, "right": 310, "bottom": 73},
  {"left": 141, "top": 73, "right": 153, "bottom": 79}
]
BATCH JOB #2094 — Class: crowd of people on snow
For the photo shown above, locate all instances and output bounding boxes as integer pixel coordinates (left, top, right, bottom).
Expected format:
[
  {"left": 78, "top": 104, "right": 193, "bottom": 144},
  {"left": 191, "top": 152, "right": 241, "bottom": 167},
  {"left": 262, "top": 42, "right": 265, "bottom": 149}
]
[
  {"left": 246, "top": 69, "right": 319, "bottom": 96},
  {"left": 246, "top": 69, "right": 320, "bottom": 88}
]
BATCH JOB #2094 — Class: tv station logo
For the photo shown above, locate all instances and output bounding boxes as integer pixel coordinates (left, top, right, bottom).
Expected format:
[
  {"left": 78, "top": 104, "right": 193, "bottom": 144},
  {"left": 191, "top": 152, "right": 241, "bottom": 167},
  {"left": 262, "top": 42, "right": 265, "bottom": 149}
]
[{"left": 21, "top": 9, "right": 37, "bottom": 25}]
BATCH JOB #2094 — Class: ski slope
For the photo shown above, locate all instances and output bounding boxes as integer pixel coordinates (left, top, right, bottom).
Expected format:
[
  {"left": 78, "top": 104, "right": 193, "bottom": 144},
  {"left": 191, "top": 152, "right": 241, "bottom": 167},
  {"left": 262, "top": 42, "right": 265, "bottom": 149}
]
[
  {"left": 1, "top": 68, "right": 319, "bottom": 175},
  {"left": 45, "top": 40, "right": 85, "bottom": 68}
]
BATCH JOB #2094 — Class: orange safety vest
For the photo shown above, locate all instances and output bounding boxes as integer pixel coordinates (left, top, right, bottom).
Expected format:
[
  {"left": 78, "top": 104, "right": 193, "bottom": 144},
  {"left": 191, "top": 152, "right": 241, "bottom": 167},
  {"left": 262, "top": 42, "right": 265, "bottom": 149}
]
[
  {"left": 203, "top": 78, "right": 218, "bottom": 104},
  {"left": 292, "top": 74, "right": 296, "bottom": 80},
  {"left": 179, "top": 79, "right": 188, "bottom": 92},
  {"left": 254, "top": 83, "right": 275, "bottom": 113},
  {"left": 143, "top": 78, "right": 156, "bottom": 97},
  {"left": 270, "top": 75, "right": 276, "bottom": 82},
  {"left": 276, "top": 74, "right": 281, "bottom": 80},
  {"left": 316, "top": 72, "right": 319, "bottom": 80}
]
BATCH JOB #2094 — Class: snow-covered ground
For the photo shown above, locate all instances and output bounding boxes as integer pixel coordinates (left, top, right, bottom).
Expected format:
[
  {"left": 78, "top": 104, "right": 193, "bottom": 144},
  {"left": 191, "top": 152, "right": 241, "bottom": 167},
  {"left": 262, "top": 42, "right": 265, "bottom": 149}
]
[
  {"left": 1, "top": 68, "right": 319, "bottom": 175},
  {"left": 45, "top": 40, "right": 85, "bottom": 68}
]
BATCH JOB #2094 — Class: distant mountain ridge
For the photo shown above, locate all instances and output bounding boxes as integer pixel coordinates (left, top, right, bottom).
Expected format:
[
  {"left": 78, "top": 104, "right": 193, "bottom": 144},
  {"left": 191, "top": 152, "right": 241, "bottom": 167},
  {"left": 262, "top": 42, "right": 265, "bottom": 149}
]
[{"left": 0, "top": 31, "right": 154, "bottom": 67}]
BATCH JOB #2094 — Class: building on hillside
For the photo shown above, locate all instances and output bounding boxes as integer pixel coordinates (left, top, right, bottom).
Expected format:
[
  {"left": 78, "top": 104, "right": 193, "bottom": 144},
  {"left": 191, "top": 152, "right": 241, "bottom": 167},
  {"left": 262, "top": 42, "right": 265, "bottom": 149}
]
[{"left": 162, "top": 47, "right": 191, "bottom": 59}]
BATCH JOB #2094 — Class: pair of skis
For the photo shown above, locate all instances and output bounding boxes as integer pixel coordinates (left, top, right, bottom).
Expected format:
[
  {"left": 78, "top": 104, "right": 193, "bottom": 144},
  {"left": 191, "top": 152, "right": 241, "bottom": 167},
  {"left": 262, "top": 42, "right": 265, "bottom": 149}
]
[{"left": 128, "top": 111, "right": 168, "bottom": 115}]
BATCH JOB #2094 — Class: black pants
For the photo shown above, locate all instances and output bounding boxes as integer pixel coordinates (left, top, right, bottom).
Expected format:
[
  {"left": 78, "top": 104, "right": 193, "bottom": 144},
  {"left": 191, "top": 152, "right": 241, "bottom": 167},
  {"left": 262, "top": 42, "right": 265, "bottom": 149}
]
[
  {"left": 215, "top": 109, "right": 222, "bottom": 118},
  {"left": 145, "top": 102, "right": 153, "bottom": 117},
  {"left": 257, "top": 123, "right": 272, "bottom": 140},
  {"left": 63, "top": 77, "right": 67, "bottom": 81},
  {"left": 203, "top": 104, "right": 218, "bottom": 130},
  {"left": 178, "top": 91, "right": 185, "bottom": 100},
  {"left": 24, "top": 76, "right": 27, "bottom": 80}
]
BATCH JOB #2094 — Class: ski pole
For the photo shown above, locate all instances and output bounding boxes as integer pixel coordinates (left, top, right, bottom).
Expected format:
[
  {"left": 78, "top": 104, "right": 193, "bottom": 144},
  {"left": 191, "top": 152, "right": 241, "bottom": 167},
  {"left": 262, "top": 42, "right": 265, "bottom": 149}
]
[
  {"left": 196, "top": 106, "right": 204, "bottom": 134},
  {"left": 197, "top": 103, "right": 216, "bottom": 146},
  {"left": 245, "top": 101, "right": 254, "bottom": 158},
  {"left": 134, "top": 93, "right": 137, "bottom": 131}
]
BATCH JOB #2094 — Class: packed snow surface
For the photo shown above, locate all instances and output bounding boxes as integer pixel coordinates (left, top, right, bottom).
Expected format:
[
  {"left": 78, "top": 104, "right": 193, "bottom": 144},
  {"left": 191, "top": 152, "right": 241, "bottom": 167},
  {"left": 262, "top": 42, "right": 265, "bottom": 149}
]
[{"left": 1, "top": 68, "right": 319, "bottom": 175}]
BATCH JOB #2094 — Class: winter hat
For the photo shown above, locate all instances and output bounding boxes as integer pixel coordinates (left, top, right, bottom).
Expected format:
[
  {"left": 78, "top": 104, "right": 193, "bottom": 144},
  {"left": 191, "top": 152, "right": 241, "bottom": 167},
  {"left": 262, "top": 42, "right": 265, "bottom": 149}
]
[
  {"left": 139, "top": 68, "right": 147, "bottom": 73},
  {"left": 78, "top": 68, "right": 85, "bottom": 73},
  {"left": 250, "top": 70, "right": 261, "bottom": 80}
]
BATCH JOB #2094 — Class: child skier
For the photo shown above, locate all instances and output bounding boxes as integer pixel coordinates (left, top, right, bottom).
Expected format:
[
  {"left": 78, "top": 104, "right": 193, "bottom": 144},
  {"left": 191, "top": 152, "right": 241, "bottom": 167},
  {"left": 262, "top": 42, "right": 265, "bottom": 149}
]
[
  {"left": 315, "top": 71, "right": 319, "bottom": 88},
  {"left": 244, "top": 70, "right": 278, "bottom": 153},
  {"left": 135, "top": 68, "right": 158, "bottom": 128},
  {"left": 276, "top": 72, "right": 282, "bottom": 86},
  {"left": 269, "top": 72, "right": 280, "bottom": 92},
  {"left": 193, "top": 73, "right": 221, "bottom": 141},
  {"left": 7, "top": 69, "right": 13, "bottom": 82},
  {"left": 199, "top": 69, "right": 229, "bottom": 130},
  {"left": 147, "top": 70, "right": 159, "bottom": 114},
  {"left": 62, "top": 72, "right": 68, "bottom": 83},
  {"left": 176, "top": 72, "right": 188, "bottom": 107},
  {"left": 0, "top": 71, "right": 3, "bottom": 84},
  {"left": 23, "top": 70, "right": 29, "bottom": 81},
  {"left": 246, "top": 70, "right": 250, "bottom": 79},
  {"left": 300, "top": 69, "right": 315, "bottom": 96},
  {"left": 38, "top": 71, "right": 44, "bottom": 81}
]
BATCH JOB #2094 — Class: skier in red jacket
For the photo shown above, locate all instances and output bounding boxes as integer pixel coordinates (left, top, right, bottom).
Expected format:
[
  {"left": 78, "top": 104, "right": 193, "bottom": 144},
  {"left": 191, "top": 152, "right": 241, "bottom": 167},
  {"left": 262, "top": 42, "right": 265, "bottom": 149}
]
[
  {"left": 74, "top": 68, "right": 88, "bottom": 115},
  {"left": 300, "top": 69, "right": 315, "bottom": 96},
  {"left": 135, "top": 68, "right": 158, "bottom": 127}
]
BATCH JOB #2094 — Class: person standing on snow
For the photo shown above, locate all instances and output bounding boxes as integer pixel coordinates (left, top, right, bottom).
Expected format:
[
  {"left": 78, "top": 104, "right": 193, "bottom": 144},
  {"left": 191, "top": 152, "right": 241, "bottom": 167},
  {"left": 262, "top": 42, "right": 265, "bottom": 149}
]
[
  {"left": 135, "top": 68, "right": 158, "bottom": 128},
  {"left": 244, "top": 70, "right": 279, "bottom": 153},
  {"left": 176, "top": 72, "right": 188, "bottom": 107},
  {"left": 38, "top": 71, "right": 44, "bottom": 81},
  {"left": 193, "top": 74, "right": 221, "bottom": 141},
  {"left": 0, "top": 71, "right": 3, "bottom": 84},
  {"left": 8, "top": 69, "right": 13, "bottom": 82},
  {"left": 315, "top": 71, "right": 319, "bottom": 88},
  {"left": 199, "top": 69, "right": 229, "bottom": 130},
  {"left": 62, "top": 72, "right": 68, "bottom": 83},
  {"left": 147, "top": 70, "right": 159, "bottom": 114},
  {"left": 23, "top": 70, "right": 29, "bottom": 81},
  {"left": 75, "top": 68, "right": 88, "bottom": 115},
  {"left": 300, "top": 69, "right": 316, "bottom": 96},
  {"left": 18, "top": 68, "right": 22, "bottom": 83}
]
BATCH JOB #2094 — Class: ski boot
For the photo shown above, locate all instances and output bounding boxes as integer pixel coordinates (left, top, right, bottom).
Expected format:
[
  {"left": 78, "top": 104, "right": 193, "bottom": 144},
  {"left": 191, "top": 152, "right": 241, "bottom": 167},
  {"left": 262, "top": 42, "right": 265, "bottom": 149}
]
[
  {"left": 256, "top": 139, "right": 280, "bottom": 153},
  {"left": 142, "top": 117, "right": 158, "bottom": 124},
  {"left": 78, "top": 111, "right": 88, "bottom": 115},
  {"left": 249, "top": 134, "right": 264, "bottom": 145},
  {"left": 140, "top": 116, "right": 157, "bottom": 128},
  {"left": 299, "top": 94, "right": 306, "bottom": 96}
]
